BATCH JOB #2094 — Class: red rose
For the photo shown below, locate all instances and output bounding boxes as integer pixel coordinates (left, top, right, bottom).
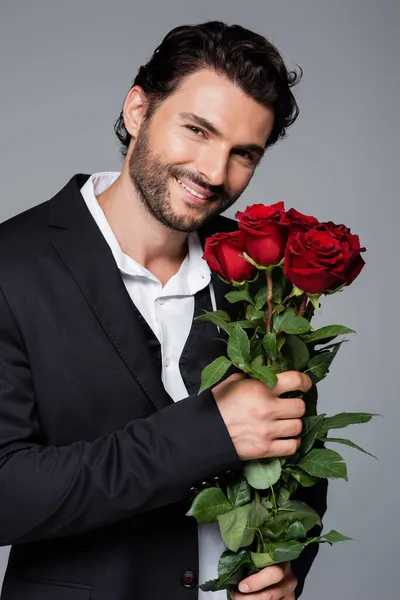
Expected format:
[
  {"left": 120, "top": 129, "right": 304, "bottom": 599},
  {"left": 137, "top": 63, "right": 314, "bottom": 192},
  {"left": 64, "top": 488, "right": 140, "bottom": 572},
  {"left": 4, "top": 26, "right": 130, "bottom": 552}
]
[
  {"left": 202, "top": 230, "right": 257, "bottom": 283},
  {"left": 283, "top": 208, "right": 320, "bottom": 235},
  {"left": 235, "top": 202, "right": 289, "bottom": 266},
  {"left": 316, "top": 221, "right": 351, "bottom": 239},
  {"left": 284, "top": 228, "right": 366, "bottom": 294}
]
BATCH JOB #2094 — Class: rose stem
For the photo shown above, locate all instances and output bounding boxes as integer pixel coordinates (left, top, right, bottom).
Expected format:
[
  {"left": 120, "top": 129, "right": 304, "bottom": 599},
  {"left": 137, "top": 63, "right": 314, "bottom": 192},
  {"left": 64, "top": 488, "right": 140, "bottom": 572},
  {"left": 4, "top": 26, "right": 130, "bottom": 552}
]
[{"left": 265, "top": 267, "right": 274, "bottom": 365}]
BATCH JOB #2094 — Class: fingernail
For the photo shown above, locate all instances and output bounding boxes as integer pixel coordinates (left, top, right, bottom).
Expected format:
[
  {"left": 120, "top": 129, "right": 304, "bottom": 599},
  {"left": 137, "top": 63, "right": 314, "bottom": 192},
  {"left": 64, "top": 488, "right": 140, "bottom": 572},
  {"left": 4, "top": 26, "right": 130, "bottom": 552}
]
[{"left": 238, "top": 583, "right": 249, "bottom": 593}]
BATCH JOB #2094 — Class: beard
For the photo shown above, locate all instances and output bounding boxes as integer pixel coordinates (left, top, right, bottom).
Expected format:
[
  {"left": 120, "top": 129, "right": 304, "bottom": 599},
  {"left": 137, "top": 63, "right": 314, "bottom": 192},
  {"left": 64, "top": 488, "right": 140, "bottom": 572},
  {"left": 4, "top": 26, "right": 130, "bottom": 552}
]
[{"left": 128, "top": 117, "right": 240, "bottom": 233}]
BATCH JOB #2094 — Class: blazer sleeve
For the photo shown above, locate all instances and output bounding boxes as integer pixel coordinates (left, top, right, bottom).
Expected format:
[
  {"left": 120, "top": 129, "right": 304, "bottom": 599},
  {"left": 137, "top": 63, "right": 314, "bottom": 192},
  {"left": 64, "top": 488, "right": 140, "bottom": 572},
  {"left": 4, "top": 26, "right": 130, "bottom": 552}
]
[{"left": 0, "top": 287, "right": 241, "bottom": 546}]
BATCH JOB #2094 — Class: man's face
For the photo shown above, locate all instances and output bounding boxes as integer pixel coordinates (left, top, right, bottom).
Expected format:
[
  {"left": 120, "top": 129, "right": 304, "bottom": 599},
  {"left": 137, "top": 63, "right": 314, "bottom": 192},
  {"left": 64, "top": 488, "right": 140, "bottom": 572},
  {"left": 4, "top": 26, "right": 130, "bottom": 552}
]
[{"left": 128, "top": 69, "right": 275, "bottom": 232}]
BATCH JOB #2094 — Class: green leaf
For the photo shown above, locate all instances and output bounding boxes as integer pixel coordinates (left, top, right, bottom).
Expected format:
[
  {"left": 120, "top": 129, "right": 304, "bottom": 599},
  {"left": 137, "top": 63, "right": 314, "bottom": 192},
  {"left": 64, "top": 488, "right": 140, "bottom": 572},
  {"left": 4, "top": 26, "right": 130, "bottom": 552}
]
[
  {"left": 261, "top": 518, "right": 289, "bottom": 539},
  {"left": 276, "top": 500, "right": 322, "bottom": 531},
  {"left": 186, "top": 488, "right": 233, "bottom": 523},
  {"left": 286, "top": 521, "right": 307, "bottom": 540},
  {"left": 247, "top": 306, "right": 265, "bottom": 320},
  {"left": 208, "top": 309, "right": 232, "bottom": 322},
  {"left": 320, "top": 437, "right": 378, "bottom": 459},
  {"left": 282, "top": 335, "right": 310, "bottom": 370},
  {"left": 225, "top": 290, "right": 253, "bottom": 305},
  {"left": 272, "top": 311, "right": 286, "bottom": 333},
  {"left": 307, "top": 342, "right": 342, "bottom": 381},
  {"left": 250, "top": 552, "right": 277, "bottom": 568},
  {"left": 261, "top": 499, "right": 273, "bottom": 511},
  {"left": 227, "top": 324, "right": 251, "bottom": 366},
  {"left": 318, "top": 412, "right": 377, "bottom": 437},
  {"left": 235, "top": 319, "right": 265, "bottom": 331},
  {"left": 218, "top": 549, "right": 251, "bottom": 583},
  {"left": 251, "top": 355, "right": 264, "bottom": 369},
  {"left": 244, "top": 458, "right": 281, "bottom": 490},
  {"left": 300, "top": 415, "right": 326, "bottom": 455},
  {"left": 270, "top": 540, "right": 305, "bottom": 562},
  {"left": 254, "top": 285, "right": 268, "bottom": 310},
  {"left": 227, "top": 478, "right": 252, "bottom": 508},
  {"left": 250, "top": 365, "right": 278, "bottom": 388},
  {"left": 270, "top": 357, "right": 290, "bottom": 375},
  {"left": 298, "top": 448, "right": 348, "bottom": 481},
  {"left": 199, "top": 578, "right": 221, "bottom": 592},
  {"left": 277, "top": 485, "right": 291, "bottom": 506},
  {"left": 263, "top": 333, "right": 277, "bottom": 361},
  {"left": 303, "top": 325, "right": 355, "bottom": 344},
  {"left": 281, "top": 312, "right": 312, "bottom": 335},
  {"left": 287, "top": 467, "right": 320, "bottom": 488},
  {"left": 250, "top": 333, "right": 264, "bottom": 360},
  {"left": 320, "top": 530, "right": 353, "bottom": 544},
  {"left": 198, "top": 356, "right": 233, "bottom": 393},
  {"left": 218, "top": 502, "right": 269, "bottom": 552},
  {"left": 277, "top": 334, "right": 286, "bottom": 352},
  {"left": 276, "top": 485, "right": 290, "bottom": 506},
  {"left": 272, "top": 269, "right": 285, "bottom": 304},
  {"left": 286, "top": 476, "right": 299, "bottom": 496},
  {"left": 195, "top": 311, "right": 233, "bottom": 334}
]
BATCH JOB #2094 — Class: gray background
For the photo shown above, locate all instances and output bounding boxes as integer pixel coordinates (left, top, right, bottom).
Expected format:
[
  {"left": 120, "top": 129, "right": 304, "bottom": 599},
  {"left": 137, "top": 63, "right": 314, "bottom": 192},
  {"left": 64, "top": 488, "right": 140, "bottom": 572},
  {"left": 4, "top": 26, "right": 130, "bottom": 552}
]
[{"left": 0, "top": 0, "right": 398, "bottom": 597}]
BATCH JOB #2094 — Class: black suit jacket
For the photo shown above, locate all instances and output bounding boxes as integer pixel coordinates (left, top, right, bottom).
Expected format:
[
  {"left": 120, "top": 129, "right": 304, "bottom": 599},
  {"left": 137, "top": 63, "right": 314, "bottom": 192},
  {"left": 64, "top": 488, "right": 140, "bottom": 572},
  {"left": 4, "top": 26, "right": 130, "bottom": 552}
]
[{"left": 0, "top": 175, "right": 327, "bottom": 599}]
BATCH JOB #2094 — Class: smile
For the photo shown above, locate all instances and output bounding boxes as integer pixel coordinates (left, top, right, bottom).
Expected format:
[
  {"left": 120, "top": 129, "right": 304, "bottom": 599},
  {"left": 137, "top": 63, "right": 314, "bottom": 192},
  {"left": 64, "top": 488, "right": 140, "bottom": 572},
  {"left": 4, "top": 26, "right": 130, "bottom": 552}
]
[{"left": 175, "top": 177, "right": 210, "bottom": 200}]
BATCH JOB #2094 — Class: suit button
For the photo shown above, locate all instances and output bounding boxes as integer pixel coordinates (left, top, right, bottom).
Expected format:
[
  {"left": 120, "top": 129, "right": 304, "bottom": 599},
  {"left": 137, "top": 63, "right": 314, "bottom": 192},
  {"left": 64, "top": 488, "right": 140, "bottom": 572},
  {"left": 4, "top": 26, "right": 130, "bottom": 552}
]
[{"left": 181, "top": 570, "right": 197, "bottom": 589}]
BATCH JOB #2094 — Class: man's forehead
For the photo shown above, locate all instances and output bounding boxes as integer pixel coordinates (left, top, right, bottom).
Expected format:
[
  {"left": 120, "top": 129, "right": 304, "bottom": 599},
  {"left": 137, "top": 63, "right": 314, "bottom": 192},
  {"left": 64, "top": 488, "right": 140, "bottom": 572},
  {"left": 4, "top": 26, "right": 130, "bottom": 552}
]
[{"left": 164, "top": 70, "right": 274, "bottom": 142}]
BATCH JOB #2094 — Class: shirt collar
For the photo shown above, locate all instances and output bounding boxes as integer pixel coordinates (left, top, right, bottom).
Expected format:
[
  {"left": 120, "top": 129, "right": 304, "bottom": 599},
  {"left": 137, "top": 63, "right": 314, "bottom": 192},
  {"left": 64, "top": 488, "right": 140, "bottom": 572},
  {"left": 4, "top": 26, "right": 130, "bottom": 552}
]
[{"left": 80, "top": 171, "right": 211, "bottom": 294}]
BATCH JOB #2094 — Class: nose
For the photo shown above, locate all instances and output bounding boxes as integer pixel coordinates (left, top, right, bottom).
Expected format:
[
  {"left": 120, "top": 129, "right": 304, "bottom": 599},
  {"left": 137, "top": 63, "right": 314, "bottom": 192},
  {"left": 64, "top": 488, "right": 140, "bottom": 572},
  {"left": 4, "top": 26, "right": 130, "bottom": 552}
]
[{"left": 196, "top": 145, "right": 229, "bottom": 188}]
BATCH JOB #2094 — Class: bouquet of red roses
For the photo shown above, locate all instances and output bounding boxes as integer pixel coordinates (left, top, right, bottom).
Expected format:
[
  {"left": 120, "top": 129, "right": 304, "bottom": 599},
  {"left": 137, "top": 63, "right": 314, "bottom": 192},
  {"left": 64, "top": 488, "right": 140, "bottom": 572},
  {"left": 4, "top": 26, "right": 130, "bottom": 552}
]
[{"left": 187, "top": 202, "right": 375, "bottom": 595}]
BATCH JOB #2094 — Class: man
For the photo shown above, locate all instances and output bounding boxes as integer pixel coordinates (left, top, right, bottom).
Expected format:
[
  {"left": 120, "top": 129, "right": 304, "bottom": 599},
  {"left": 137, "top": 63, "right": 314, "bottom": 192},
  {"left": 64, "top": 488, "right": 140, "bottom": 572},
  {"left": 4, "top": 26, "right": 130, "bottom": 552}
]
[{"left": 0, "top": 21, "right": 327, "bottom": 600}]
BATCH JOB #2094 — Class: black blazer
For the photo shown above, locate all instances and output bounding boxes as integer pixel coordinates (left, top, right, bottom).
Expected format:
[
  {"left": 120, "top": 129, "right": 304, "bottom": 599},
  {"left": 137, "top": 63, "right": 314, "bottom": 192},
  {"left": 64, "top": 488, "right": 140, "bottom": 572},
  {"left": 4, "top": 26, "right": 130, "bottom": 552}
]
[{"left": 0, "top": 175, "right": 327, "bottom": 599}]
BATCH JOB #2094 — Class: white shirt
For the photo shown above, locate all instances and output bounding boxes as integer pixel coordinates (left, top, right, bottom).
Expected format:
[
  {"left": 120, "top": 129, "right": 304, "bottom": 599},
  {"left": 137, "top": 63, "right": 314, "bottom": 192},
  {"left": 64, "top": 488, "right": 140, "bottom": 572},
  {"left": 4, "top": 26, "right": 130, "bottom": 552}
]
[{"left": 80, "top": 172, "right": 226, "bottom": 598}]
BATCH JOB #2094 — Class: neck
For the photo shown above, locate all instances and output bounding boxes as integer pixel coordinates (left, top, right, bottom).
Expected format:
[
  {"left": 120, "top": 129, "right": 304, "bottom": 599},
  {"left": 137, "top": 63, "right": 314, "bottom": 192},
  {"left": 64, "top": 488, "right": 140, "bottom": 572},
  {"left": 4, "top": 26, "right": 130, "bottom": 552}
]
[{"left": 96, "top": 162, "right": 189, "bottom": 276}]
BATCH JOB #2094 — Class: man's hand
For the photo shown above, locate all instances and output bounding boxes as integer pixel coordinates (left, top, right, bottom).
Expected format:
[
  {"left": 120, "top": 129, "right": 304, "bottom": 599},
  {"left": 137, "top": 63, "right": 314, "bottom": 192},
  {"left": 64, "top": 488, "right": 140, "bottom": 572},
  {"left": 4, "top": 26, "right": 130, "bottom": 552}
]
[
  {"left": 212, "top": 371, "right": 311, "bottom": 461},
  {"left": 231, "top": 562, "right": 297, "bottom": 599}
]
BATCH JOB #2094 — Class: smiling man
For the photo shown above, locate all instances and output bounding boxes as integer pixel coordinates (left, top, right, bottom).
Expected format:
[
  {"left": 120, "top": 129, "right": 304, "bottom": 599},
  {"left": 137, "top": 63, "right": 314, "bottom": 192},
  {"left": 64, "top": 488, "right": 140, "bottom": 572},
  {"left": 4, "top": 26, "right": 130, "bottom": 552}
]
[{"left": 0, "top": 21, "right": 327, "bottom": 600}]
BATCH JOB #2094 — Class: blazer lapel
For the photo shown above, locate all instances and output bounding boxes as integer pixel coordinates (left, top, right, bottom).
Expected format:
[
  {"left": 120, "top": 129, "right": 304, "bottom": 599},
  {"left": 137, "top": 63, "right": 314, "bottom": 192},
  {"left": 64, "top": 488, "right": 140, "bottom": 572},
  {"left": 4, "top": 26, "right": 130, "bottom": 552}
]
[{"left": 47, "top": 174, "right": 172, "bottom": 411}]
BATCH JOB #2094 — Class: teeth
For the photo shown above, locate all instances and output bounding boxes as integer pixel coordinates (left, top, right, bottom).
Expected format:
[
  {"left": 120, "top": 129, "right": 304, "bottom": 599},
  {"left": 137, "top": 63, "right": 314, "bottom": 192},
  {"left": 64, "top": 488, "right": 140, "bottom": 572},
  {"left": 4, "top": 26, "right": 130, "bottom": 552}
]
[{"left": 177, "top": 178, "right": 207, "bottom": 199}]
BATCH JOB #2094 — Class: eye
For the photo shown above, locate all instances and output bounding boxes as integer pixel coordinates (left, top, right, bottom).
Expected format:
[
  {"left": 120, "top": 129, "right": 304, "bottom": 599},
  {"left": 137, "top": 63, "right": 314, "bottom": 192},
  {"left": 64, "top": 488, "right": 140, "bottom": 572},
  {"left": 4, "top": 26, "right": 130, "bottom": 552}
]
[
  {"left": 234, "top": 149, "right": 256, "bottom": 166},
  {"left": 235, "top": 149, "right": 252, "bottom": 160},
  {"left": 187, "top": 125, "right": 207, "bottom": 138}
]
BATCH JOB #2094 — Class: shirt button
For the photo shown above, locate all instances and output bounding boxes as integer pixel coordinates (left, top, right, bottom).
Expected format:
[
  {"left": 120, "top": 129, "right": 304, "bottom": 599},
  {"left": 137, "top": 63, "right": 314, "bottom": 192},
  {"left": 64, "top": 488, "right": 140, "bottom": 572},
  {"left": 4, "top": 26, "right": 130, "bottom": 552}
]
[
  {"left": 181, "top": 570, "right": 197, "bottom": 589},
  {"left": 158, "top": 298, "right": 165, "bottom": 305},
  {"left": 164, "top": 357, "right": 171, "bottom": 367}
]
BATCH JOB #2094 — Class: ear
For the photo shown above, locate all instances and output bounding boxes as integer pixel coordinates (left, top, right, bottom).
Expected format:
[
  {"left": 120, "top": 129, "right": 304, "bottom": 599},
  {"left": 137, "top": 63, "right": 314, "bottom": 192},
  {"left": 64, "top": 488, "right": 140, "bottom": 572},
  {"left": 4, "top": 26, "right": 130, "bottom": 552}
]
[{"left": 123, "top": 86, "right": 149, "bottom": 138}]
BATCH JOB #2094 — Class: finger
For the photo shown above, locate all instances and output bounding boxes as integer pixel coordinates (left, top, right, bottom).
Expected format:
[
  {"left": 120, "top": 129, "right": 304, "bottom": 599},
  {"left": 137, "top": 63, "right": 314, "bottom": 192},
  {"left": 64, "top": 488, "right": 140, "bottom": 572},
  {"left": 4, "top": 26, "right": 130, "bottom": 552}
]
[
  {"left": 274, "top": 371, "right": 312, "bottom": 397},
  {"left": 267, "top": 437, "right": 301, "bottom": 458},
  {"left": 272, "top": 397, "right": 306, "bottom": 420},
  {"left": 272, "top": 418, "right": 303, "bottom": 439},
  {"left": 231, "top": 591, "right": 284, "bottom": 600},
  {"left": 237, "top": 564, "right": 286, "bottom": 594}
]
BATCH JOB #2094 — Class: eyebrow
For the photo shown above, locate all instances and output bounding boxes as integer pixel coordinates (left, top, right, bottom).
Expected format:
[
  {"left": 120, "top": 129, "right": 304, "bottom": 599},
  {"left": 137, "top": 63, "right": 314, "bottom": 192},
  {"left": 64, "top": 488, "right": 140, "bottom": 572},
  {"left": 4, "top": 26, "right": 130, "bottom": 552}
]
[{"left": 178, "top": 111, "right": 266, "bottom": 160}]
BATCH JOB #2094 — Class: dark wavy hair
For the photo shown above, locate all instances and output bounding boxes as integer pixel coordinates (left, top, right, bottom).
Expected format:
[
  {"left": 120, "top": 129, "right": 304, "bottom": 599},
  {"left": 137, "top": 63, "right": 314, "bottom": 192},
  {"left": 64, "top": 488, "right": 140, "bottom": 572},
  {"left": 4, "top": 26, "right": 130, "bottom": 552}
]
[{"left": 114, "top": 21, "right": 302, "bottom": 157}]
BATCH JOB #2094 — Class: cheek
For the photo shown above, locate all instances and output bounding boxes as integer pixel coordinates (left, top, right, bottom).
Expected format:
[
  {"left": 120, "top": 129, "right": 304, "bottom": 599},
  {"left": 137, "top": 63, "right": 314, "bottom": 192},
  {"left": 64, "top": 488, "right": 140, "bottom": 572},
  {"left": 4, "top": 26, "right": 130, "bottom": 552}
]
[
  {"left": 227, "top": 164, "right": 253, "bottom": 193},
  {"left": 155, "top": 131, "right": 199, "bottom": 163}
]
